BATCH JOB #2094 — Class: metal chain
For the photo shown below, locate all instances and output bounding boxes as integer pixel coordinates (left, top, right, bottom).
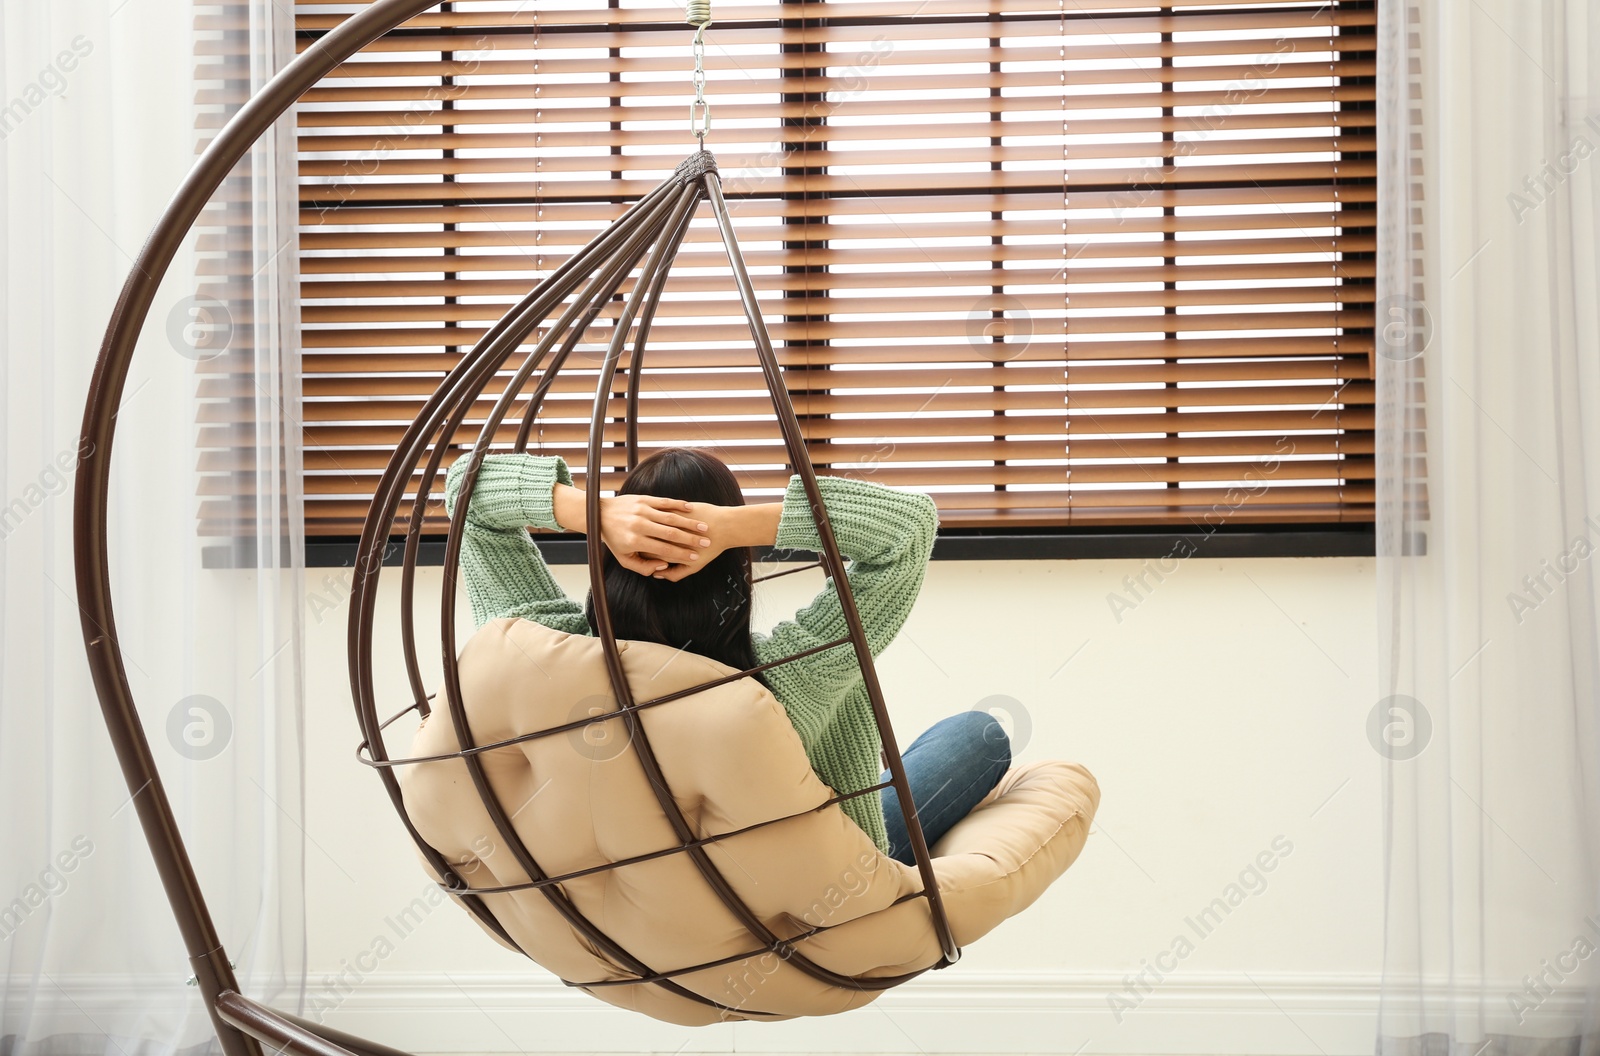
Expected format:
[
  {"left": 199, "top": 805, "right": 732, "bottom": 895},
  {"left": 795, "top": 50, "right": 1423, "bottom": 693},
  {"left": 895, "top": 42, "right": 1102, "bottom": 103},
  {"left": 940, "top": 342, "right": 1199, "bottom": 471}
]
[{"left": 686, "top": 3, "right": 711, "bottom": 145}]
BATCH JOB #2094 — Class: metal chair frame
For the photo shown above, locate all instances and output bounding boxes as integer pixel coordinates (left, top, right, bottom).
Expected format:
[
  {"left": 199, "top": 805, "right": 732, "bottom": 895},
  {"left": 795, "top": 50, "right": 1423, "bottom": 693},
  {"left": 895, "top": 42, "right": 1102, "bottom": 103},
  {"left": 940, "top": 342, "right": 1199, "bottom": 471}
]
[{"left": 71, "top": 3, "right": 958, "bottom": 1055}]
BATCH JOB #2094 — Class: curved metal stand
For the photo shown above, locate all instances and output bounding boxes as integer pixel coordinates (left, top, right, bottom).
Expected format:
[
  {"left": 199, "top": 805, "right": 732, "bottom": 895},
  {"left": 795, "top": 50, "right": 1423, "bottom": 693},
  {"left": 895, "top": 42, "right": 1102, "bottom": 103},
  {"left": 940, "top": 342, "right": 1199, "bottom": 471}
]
[{"left": 72, "top": 2, "right": 958, "bottom": 1053}]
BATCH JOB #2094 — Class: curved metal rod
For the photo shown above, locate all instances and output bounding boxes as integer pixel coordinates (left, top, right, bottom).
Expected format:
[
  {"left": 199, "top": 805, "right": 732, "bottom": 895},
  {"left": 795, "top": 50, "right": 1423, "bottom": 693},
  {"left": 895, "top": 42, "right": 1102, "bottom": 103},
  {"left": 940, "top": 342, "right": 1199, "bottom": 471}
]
[
  {"left": 426, "top": 177, "right": 770, "bottom": 1017},
  {"left": 370, "top": 172, "right": 686, "bottom": 722},
  {"left": 703, "top": 171, "right": 960, "bottom": 965},
  {"left": 578, "top": 156, "right": 952, "bottom": 994},
  {"left": 350, "top": 178, "right": 746, "bottom": 1015},
  {"left": 618, "top": 167, "right": 702, "bottom": 468},
  {"left": 568, "top": 888, "right": 935, "bottom": 989},
  {"left": 347, "top": 172, "right": 692, "bottom": 967},
  {"left": 71, "top": 4, "right": 444, "bottom": 1055},
  {"left": 412, "top": 160, "right": 945, "bottom": 1010},
  {"left": 347, "top": 183, "right": 689, "bottom": 956}
]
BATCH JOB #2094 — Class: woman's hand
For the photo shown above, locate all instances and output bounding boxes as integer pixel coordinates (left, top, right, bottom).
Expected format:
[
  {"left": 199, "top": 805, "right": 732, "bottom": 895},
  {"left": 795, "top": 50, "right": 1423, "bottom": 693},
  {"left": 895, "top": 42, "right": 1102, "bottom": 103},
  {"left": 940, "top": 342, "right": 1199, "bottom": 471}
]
[
  {"left": 597, "top": 494, "right": 713, "bottom": 578},
  {"left": 646, "top": 501, "right": 730, "bottom": 582}
]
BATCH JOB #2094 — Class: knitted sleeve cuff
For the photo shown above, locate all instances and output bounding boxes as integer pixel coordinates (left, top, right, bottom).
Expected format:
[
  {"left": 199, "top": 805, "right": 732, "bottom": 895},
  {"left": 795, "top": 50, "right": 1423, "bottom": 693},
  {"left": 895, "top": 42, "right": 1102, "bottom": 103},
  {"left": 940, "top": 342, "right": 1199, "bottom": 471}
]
[
  {"left": 513, "top": 454, "right": 574, "bottom": 532},
  {"left": 445, "top": 453, "right": 573, "bottom": 532},
  {"left": 774, "top": 473, "right": 940, "bottom": 559},
  {"left": 774, "top": 474, "right": 826, "bottom": 551}
]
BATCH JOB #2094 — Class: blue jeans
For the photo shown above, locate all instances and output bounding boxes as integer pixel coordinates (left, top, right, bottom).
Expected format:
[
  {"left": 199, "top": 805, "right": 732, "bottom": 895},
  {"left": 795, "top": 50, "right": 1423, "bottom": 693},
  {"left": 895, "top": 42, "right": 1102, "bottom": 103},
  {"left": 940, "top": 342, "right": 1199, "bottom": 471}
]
[{"left": 878, "top": 710, "right": 1012, "bottom": 866}]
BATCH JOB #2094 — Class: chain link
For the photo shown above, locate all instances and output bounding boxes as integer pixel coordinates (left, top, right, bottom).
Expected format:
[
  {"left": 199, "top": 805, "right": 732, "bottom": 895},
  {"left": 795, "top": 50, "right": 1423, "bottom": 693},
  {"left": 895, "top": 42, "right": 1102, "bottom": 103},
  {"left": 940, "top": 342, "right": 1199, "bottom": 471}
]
[{"left": 689, "top": 22, "right": 711, "bottom": 145}]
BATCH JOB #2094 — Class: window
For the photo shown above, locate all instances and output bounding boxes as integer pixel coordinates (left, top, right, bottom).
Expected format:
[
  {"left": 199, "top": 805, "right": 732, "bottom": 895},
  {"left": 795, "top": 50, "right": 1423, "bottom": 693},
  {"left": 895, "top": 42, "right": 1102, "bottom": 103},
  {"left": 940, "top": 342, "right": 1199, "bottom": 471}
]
[{"left": 294, "top": 0, "right": 1376, "bottom": 545}]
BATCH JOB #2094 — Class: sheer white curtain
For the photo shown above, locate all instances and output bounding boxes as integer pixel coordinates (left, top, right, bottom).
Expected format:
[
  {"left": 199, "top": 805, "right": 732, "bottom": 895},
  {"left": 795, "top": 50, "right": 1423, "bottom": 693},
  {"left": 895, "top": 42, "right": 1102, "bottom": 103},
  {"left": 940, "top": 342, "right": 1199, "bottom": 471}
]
[
  {"left": 0, "top": 2, "right": 306, "bottom": 1054},
  {"left": 1376, "top": 0, "right": 1600, "bottom": 1053}
]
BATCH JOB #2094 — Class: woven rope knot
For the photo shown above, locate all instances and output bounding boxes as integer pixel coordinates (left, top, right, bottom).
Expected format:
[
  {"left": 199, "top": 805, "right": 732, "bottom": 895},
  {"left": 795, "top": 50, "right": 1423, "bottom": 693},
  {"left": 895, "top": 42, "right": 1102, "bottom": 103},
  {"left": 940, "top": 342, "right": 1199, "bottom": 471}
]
[{"left": 675, "top": 149, "right": 718, "bottom": 182}]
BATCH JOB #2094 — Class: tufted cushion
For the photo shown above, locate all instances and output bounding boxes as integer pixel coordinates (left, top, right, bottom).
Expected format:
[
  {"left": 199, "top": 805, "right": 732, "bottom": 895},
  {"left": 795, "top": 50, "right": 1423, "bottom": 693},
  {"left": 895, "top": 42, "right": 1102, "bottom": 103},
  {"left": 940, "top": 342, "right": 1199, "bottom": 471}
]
[{"left": 398, "top": 617, "right": 1100, "bottom": 1024}]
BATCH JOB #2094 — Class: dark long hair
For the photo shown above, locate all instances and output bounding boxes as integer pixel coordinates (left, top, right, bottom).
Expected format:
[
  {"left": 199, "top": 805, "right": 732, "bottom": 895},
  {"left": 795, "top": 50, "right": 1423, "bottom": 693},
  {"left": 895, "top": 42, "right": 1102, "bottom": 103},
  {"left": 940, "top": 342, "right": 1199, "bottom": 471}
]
[{"left": 583, "top": 448, "right": 770, "bottom": 691}]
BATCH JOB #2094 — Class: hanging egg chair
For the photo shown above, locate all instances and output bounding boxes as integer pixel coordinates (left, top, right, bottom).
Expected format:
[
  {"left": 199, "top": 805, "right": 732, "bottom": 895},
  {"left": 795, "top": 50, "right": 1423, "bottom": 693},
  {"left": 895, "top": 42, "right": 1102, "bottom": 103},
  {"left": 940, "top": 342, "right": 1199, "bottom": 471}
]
[{"left": 72, "top": 1, "right": 1101, "bottom": 1053}]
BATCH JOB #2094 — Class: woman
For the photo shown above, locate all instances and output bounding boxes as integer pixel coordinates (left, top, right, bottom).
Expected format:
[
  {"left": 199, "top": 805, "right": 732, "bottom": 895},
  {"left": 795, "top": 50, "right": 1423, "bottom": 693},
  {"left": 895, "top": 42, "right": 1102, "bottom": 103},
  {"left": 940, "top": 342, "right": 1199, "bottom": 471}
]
[{"left": 443, "top": 447, "right": 1011, "bottom": 866}]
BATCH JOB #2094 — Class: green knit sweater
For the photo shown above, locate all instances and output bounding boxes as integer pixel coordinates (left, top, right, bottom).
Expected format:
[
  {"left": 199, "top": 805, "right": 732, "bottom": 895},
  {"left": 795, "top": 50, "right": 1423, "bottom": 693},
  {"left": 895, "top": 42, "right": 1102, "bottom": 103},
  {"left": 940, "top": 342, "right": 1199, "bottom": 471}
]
[{"left": 442, "top": 453, "right": 939, "bottom": 856}]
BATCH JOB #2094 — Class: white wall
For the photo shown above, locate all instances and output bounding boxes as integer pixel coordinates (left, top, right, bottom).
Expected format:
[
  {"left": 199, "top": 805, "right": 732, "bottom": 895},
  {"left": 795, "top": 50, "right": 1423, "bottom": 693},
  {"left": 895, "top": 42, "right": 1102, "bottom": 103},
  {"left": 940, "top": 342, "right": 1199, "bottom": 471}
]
[{"left": 302, "top": 554, "right": 1382, "bottom": 1055}]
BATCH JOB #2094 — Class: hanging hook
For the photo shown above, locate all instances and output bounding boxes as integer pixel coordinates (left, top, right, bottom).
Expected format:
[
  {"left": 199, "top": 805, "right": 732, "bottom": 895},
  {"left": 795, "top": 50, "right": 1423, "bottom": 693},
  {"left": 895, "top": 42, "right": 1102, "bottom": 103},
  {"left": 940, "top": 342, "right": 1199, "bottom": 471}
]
[{"left": 685, "top": 2, "right": 712, "bottom": 146}]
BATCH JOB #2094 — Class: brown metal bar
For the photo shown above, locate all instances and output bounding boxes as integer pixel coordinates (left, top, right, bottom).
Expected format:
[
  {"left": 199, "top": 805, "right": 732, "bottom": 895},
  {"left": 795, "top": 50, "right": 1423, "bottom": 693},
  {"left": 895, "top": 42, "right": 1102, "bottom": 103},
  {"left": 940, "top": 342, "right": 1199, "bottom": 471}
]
[
  {"left": 352, "top": 182, "right": 731, "bottom": 1014},
  {"left": 502, "top": 179, "right": 696, "bottom": 456},
  {"left": 420, "top": 173, "right": 771, "bottom": 1018},
  {"left": 368, "top": 169, "right": 687, "bottom": 725},
  {"left": 752, "top": 559, "right": 825, "bottom": 582},
  {"left": 565, "top": 152, "right": 946, "bottom": 997},
  {"left": 617, "top": 153, "right": 703, "bottom": 468},
  {"left": 703, "top": 170, "right": 961, "bottom": 966},
  {"left": 232, "top": 1002, "right": 417, "bottom": 1056},
  {"left": 214, "top": 992, "right": 367, "bottom": 1056},
  {"left": 70, "top": 4, "right": 444, "bottom": 1056},
  {"left": 356, "top": 553, "right": 826, "bottom": 753},
  {"left": 347, "top": 170, "right": 694, "bottom": 958},
  {"left": 391, "top": 181, "right": 682, "bottom": 714}
]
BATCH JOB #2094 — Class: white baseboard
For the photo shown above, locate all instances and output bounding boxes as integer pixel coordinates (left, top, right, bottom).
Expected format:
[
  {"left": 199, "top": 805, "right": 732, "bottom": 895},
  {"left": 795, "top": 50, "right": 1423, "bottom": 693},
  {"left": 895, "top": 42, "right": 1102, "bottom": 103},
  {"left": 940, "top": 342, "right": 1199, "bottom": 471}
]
[
  {"left": 33, "top": 969, "right": 1594, "bottom": 1056},
  {"left": 13, "top": 971, "right": 1384, "bottom": 1055},
  {"left": 295, "top": 971, "right": 1384, "bottom": 1056}
]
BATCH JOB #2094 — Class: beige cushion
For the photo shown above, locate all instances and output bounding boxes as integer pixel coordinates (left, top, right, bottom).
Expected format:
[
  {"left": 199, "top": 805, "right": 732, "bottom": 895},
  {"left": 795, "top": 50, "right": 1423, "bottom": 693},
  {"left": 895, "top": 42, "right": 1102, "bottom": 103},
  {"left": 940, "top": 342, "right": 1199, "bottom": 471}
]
[{"left": 399, "top": 617, "right": 1100, "bottom": 1024}]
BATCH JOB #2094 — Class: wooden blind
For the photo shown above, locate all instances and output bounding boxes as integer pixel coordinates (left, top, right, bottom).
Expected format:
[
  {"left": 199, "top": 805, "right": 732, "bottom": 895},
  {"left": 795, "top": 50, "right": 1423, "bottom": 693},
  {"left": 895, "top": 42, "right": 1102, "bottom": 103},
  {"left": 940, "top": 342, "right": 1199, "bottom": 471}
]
[{"left": 289, "top": 0, "right": 1376, "bottom": 536}]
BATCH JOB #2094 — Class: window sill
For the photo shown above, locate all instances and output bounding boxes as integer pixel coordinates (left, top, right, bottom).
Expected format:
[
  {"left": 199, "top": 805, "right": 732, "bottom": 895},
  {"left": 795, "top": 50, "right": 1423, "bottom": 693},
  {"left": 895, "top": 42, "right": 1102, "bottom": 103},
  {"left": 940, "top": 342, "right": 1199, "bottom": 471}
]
[{"left": 201, "top": 525, "right": 1380, "bottom": 569}]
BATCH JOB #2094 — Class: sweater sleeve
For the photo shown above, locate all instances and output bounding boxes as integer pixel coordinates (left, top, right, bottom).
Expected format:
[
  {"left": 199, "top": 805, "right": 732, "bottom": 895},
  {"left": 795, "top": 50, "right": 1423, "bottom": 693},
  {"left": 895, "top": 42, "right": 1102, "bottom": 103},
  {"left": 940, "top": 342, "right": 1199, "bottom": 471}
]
[
  {"left": 751, "top": 474, "right": 939, "bottom": 746},
  {"left": 442, "top": 452, "right": 591, "bottom": 636}
]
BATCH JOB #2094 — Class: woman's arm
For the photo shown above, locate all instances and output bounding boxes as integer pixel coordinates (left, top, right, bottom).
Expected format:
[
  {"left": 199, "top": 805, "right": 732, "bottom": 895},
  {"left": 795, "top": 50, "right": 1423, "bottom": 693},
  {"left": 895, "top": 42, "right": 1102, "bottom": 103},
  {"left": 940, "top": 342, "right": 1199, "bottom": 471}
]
[
  {"left": 443, "top": 453, "right": 592, "bottom": 632},
  {"left": 699, "top": 500, "right": 784, "bottom": 554},
  {"left": 444, "top": 452, "right": 713, "bottom": 631},
  {"left": 739, "top": 475, "right": 940, "bottom": 742},
  {"left": 549, "top": 481, "right": 591, "bottom": 537}
]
